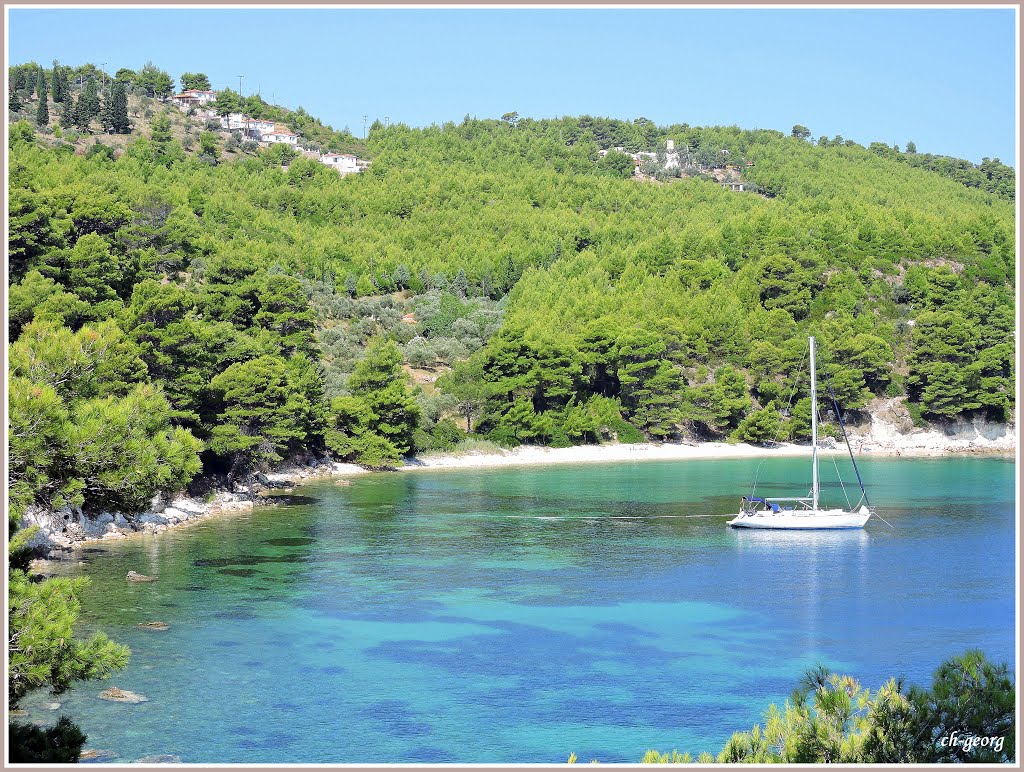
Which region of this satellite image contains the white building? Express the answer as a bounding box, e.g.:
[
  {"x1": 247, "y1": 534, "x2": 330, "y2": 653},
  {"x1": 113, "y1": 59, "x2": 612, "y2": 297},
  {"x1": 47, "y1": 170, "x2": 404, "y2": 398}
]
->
[
  {"x1": 264, "y1": 126, "x2": 299, "y2": 146},
  {"x1": 171, "y1": 90, "x2": 216, "y2": 111},
  {"x1": 242, "y1": 117, "x2": 276, "y2": 139},
  {"x1": 220, "y1": 112, "x2": 247, "y2": 131},
  {"x1": 319, "y1": 153, "x2": 361, "y2": 175}
]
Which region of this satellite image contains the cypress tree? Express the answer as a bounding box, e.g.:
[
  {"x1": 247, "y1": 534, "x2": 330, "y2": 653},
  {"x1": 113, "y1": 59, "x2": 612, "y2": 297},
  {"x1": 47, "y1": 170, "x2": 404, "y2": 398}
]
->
[
  {"x1": 9, "y1": 82, "x2": 23, "y2": 112},
  {"x1": 34, "y1": 76, "x2": 48, "y2": 127},
  {"x1": 50, "y1": 61, "x2": 67, "y2": 103},
  {"x1": 109, "y1": 81, "x2": 130, "y2": 134},
  {"x1": 98, "y1": 90, "x2": 114, "y2": 133},
  {"x1": 60, "y1": 95, "x2": 76, "y2": 128},
  {"x1": 75, "y1": 78, "x2": 99, "y2": 131}
]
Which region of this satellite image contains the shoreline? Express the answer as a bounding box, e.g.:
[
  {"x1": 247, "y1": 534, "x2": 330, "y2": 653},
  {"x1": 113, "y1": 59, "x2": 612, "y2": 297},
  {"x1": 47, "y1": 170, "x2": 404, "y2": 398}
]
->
[
  {"x1": 402, "y1": 439, "x2": 1013, "y2": 473},
  {"x1": 25, "y1": 423, "x2": 1015, "y2": 557}
]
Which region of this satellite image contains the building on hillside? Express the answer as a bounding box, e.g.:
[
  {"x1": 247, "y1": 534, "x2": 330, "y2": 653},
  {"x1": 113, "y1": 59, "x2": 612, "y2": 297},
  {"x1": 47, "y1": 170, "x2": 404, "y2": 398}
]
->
[
  {"x1": 242, "y1": 117, "x2": 276, "y2": 139},
  {"x1": 171, "y1": 90, "x2": 216, "y2": 111},
  {"x1": 264, "y1": 125, "x2": 299, "y2": 145},
  {"x1": 220, "y1": 112, "x2": 247, "y2": 131},
  {"x1": 721, "y1": 181, "x2": 745, "y2": 192},
  {"x1": 319, "y1": 153, "x2": 361, "y2": 175}
]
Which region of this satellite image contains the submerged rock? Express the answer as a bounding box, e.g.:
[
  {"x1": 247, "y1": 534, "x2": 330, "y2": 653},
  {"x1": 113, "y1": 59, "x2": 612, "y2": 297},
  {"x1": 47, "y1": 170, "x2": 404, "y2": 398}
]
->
[
  {"x1": 126, "y1": 571, "x2": 157, "y2": 583},
  {"x1": 45, "y1": 702, "x2": 61, "y2": 710},
  {"x1": 99, "y1": 687, "x2": 148, "y2": 703},
  {"x1": 80, "y1": 749, "x2": 118, "y2": 763},
  {"x1": 137, "y1": 621, "x2": 169, "y2": 631},
  {"x1": 134, "y1": 754, "x2": 181, "y2": 764}
]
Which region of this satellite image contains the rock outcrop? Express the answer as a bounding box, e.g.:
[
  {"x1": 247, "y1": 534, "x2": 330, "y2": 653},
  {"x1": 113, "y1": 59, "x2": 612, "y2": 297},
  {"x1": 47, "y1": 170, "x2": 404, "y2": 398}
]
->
[
  {"x1": 98, "y1": 687, "x2": 148, "y2": 703},
  {"x1": 848, "y1": 398, "x2": 1015, "y2": 455}
]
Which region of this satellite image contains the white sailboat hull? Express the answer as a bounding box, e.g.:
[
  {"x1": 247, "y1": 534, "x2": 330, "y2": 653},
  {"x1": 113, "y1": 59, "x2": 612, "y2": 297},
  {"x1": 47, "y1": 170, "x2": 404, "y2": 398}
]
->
[{"x1": 728, "y1": 506, "x2": 871, "y2": 530}]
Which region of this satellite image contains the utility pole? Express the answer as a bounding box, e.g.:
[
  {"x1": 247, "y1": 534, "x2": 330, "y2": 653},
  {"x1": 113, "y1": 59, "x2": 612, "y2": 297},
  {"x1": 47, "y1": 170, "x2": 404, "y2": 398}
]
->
[
  {"x1": 100, "y1": 62, "x2": 107, "y2": 88},
  {"x1": 362, "y1": 114, "x2": 367, "y2": 139},
  {"x1": 238, "y1": 74, "x2": 244, "y2": 97}
]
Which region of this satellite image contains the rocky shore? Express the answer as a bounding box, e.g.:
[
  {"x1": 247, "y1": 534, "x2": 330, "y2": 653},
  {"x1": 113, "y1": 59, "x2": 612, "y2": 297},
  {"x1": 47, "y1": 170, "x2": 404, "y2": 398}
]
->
[{"x1": 22, "y1": 457, "x2": 367, "y2": 557}]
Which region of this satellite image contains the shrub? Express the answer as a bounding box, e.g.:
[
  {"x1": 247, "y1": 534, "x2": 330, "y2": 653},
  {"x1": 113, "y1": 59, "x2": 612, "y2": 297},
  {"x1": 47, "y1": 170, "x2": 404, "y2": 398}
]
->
[
  {"x1": 611, "y1": 417, "x2": 646, "y2": 444},
  {"x1": 906, "y1": 401, "x2": 928, "y2": 428}
]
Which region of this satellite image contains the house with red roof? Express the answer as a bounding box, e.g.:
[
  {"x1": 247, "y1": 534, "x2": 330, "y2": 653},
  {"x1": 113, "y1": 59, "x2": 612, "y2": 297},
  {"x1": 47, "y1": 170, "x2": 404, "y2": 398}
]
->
[{"x1": 170, "y1": 90, "x2": 216, "y2": 111}]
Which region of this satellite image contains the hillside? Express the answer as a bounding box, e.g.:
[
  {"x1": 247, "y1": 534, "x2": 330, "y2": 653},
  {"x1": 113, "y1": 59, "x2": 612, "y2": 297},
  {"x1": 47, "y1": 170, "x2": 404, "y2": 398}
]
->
[{"x1": 7, "y1": 62, "x2": 1016, "y2": 525}]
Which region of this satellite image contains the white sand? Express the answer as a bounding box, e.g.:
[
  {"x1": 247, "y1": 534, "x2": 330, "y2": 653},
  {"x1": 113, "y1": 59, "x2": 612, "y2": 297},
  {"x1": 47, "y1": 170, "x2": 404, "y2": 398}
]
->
[
  {"x1": 405, "y1": 425, "x2": 1014, "y2": 473},
  {"x1": 405, "y1": 441, "x2": 846, "y2": 472}
]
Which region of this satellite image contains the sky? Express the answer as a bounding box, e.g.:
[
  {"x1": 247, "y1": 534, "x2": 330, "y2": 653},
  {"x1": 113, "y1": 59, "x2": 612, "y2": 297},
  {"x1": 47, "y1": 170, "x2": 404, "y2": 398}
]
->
[{"x1": 6, "y1": 6, "x2": 1018, "y2": 164}]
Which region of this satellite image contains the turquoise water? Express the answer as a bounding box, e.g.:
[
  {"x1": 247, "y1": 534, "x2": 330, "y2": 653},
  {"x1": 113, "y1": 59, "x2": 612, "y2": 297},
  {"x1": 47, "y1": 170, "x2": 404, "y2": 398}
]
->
[{"x1": 17, "y1": 456, "x2": 1016, "y2": 763}]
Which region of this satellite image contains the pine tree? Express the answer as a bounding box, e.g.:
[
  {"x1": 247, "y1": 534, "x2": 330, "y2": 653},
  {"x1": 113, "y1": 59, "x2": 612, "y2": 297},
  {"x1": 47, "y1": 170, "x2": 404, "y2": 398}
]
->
[{"x1": 34, "y1": 75, "x2": 48, "y2": 127}]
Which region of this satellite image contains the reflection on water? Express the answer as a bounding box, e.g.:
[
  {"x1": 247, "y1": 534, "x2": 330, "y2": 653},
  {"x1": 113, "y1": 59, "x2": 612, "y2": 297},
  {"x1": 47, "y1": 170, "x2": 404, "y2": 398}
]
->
[{"x1": 17, "y1": 457, "x2": 1015, "y2": 763}]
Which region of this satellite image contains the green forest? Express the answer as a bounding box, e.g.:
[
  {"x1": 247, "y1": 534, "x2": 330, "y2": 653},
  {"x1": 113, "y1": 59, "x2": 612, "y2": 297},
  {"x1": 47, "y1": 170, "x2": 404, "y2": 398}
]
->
[
  {"x1": 9, "y1": 92, "x2": 1016, "y2": 507},
  {"x1": 5, "y1": 59, "x2": 1018, "y2": 764}
]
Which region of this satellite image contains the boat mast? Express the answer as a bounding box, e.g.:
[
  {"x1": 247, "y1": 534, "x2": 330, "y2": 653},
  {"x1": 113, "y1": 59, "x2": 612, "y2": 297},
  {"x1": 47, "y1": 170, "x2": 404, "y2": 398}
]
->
[{"x1": 809, "y1": 336, "x2": 819, "y2": 511}]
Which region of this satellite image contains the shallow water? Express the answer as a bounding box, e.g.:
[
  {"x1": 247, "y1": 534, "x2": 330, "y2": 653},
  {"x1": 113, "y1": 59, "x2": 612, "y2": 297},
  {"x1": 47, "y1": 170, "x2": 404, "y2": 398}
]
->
[{"x1": 17, "y1": 456, "x2": 1016, "y2": 763}]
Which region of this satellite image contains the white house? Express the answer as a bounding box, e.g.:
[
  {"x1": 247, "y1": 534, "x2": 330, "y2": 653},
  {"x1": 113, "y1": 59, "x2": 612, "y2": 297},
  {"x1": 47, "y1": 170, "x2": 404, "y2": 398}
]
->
[
  {"x1": 220, "y1": 112, "x2": 247, "y2": 131},
  {"x1": 320, "y1": 153, "x2": 361, "y2": 175},
  {"x1": 171, "y1": 90, "x2": 216, "y2": 111},
  {"x1": 241, "y1": 117, "x2": 276, "y2": 140},
  {"x1": 264, "y1": 125, "x2": 299, "y2": 146}
]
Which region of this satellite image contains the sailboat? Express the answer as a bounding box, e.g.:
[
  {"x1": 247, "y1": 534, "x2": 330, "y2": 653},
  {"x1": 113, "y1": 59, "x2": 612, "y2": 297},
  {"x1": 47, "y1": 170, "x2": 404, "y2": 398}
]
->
[{"x1": 727, "y1": 336, "x2": 873, "y2": 530}]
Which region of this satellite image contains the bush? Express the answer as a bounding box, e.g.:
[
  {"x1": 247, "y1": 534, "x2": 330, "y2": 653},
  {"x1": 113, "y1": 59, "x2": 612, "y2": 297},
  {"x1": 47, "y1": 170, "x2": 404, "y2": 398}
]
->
[
  {"x1": 611, "y1": 417, "x2": 646, "y2": 444},
  {"x1": 8, "y1": 718, "x2": 87, "y2": 763},
  {"x1": 906, "y1": 400, "x2": 928, "y2": 428},
  {"x1": 432, "y1": 337, "x2": 469, "y2": 364},
  {"x1": 885, "y1": 376, "x2": 905, "y2": 397},
  {"x1": 429, "y1": 419, "x2": 466, "y2": 451},
  {"x1": 85, "y1": 142, "x2": 115, "y2": 161}
]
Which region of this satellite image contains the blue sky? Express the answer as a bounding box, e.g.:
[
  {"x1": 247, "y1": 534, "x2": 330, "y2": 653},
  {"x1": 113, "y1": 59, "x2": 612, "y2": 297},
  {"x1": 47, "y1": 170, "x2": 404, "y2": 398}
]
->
[{"x1": 7, "y1": 7, "x2": 1017, "y2": 164}]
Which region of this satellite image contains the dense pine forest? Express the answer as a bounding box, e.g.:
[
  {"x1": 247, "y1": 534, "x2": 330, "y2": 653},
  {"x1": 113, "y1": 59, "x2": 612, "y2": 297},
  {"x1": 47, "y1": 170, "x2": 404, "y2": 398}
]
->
[{"x1": 7, "y1": 60, "x2": 1017, "y2": 522}]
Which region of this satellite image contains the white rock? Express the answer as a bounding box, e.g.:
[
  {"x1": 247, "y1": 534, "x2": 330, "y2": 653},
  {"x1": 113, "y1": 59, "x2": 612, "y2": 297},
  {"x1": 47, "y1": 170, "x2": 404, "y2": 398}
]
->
[{"x1": 168, "y1": 498, "x2": 205, "y2": 516}]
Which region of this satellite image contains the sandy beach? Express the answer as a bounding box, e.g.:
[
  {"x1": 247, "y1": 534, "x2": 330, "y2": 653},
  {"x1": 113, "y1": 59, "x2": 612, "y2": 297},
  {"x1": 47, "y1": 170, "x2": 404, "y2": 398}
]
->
[{"x1": 405, "y1": 440, "x2": 841, "y2": 472}]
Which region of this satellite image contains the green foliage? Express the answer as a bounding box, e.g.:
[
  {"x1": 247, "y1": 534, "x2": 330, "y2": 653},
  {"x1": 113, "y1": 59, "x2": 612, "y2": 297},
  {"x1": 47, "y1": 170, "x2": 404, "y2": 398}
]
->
[
  {"x1": 731, "y1": 404, "x2": 783, "y2": 444},
  {"x1": 9, "y1": 568, "x2": 130, "y2": 706},
  {"x1": 34, "y1": 71, "x2": 48, "y2": 127},
  {"x1": 133, "y1": 61, "x2": 174, "y2": 98},
  {"x1": 8, "y1": 716, "x2": 88, "y2": 763},
  {"x1": 107, "y1": 81, "x2": 131, "y2": 134},
  {"x1": 636, "y1": 650, "x2": 1014, "y2": 764},
  {"x1": 179, "y1": 72, "x2": 211, "y2": 91},
  {"x1": 208, "y1": 356, "x2": 310, "y2": 474}
]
